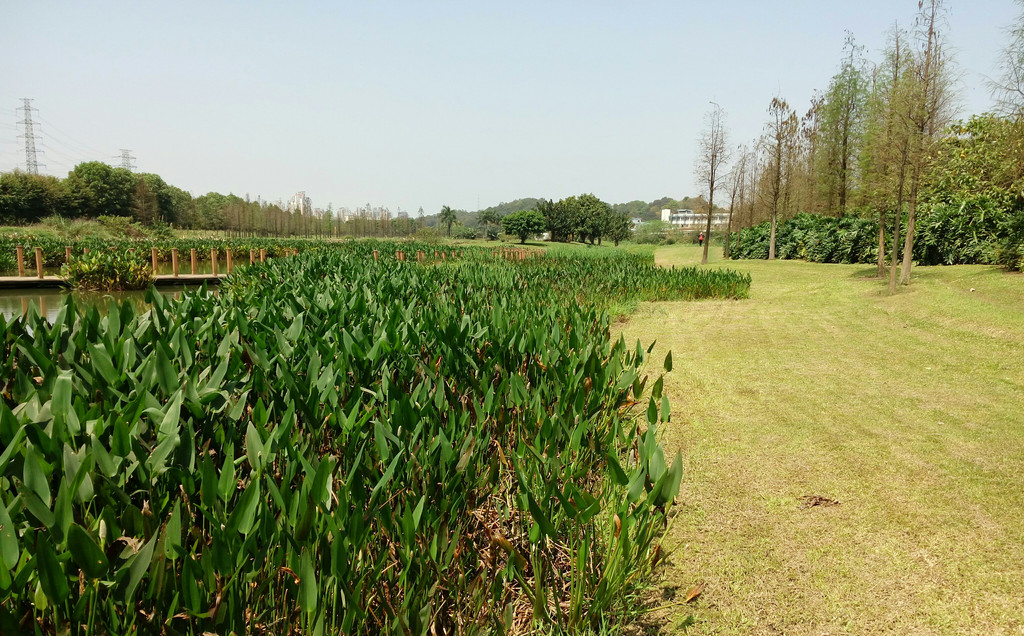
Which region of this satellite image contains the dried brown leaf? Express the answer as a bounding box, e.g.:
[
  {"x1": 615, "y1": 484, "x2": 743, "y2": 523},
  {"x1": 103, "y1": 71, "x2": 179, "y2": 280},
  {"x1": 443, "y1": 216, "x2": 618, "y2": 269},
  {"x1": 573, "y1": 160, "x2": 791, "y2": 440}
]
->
[{"x1": 685, "y1": 583, "x2": 704, "y2": 603}]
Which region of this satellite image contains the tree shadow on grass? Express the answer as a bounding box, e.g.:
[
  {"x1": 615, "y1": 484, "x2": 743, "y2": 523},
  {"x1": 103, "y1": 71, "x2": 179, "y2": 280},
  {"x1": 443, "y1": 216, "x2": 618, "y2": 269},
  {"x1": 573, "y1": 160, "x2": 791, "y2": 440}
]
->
[{"x1": 848, "y1": 266, "x2": 883, "y2": 279}]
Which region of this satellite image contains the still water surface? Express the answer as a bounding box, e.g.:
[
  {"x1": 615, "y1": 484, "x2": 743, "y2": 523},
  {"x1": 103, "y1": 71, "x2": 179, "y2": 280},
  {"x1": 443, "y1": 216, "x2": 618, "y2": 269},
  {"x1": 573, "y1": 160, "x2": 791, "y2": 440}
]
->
[{"x1": 0, "y1": 285, "x2": 210, "y2": 322}]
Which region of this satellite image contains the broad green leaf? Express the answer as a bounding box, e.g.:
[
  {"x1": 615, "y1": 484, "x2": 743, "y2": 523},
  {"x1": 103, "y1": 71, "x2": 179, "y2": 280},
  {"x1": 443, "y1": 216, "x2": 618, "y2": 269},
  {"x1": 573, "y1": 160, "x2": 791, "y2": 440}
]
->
[
  {"x1": 51, "y1": 371, "x2": 73, "y2": 419},
  {"x1": 36, "y1": 535, "x2": 69, "y2": 604},
  {"x1": 0, "y1": 500, "x2": 19, "y2": 570},
  {"x1": 245, "y1": 421, "x2": 265, "y2": 473},
  {"x1": 229, "y1": 478, "x2": 260, "y2": 536},
  {"x1": 68, "y1": 524, "x2": 108, "y2": 579},
  {"x1": 164, "y1": 502, "x2": 182, "y2": 560},
  {"x1": 525, "y1": 491, "x2": 556, "y2": 537},
  {"x1": 124, "y1": 533, "x2": 156, "y2": 603},
  {"x1": 299, "y1": 549, "x2": 317, "y2": 615},
  {"x1": 23, "y1": 447, "x2": 51, "y2": 508}
]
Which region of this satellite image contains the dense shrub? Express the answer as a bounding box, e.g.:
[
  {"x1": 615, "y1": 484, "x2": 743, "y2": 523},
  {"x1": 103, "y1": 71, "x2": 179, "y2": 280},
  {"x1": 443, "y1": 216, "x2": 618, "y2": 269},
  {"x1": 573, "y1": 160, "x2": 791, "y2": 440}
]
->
[
  {"x1": 731, "y1": 214, "x2": 877, "y2": 264},
  {"x1": 61, "y1": 249, "x2": 154, "y2": 290},
  {"x1": 451, "y1": 224, "x2": 478, "y2": 239},
  {"x1": 914, "y1": 197, "x2": 1009, "y2": 265},
  {"x1": 995, "y1": 210, "x2": 1024, "y2": 271}
]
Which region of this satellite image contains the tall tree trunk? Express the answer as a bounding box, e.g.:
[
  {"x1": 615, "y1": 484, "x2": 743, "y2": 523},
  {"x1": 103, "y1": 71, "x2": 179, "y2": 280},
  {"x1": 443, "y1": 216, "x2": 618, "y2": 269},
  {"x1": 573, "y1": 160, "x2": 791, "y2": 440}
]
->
[
  {"x1": 701, "y1": 200, "x2": 713, "y2": 264},
  {"x1": 889, "y1": 206, "x2": 901, "y2": 294},
  {"x1": 724, "y1": 204, "x2": 734, "y2": 259},
  {"x1": 769, "y1": 212, "x2": 778, "y2": 260},
  {"x1": 876, "y1": 209, "x2": 887, "y2": 277},
  {"x1": 889, "y1": 159, "x2": 907, "y2": 295},
  {"x1": 900, "y1": 192, "x2": 918, "y2": 285}
]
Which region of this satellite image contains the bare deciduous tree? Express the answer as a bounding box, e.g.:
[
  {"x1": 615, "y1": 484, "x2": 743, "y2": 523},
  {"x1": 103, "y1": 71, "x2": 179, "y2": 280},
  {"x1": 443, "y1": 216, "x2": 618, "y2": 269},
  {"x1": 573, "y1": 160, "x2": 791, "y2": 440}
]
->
[
  {"x1": 990, "y1": 0, "x2": 1024, "y2": 118},
  {"x1": 695, "y1": 103, "x2": 731, "y2": 264},
  {"x1": 760, "y1": 97, "x2": 798, "y2": 260},
  {"x1": 898, "y1": 0, "x2": 957, "y2": 286},
  {"x1": 724, "y1": 145, "x2": 750, "y2": 259}
]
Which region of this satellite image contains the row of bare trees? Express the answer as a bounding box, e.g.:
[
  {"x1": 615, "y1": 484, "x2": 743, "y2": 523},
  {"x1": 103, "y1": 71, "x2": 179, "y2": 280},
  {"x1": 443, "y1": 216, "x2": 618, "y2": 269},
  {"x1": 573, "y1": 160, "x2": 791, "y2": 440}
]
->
[{"x1": 694, "y1": 0, "x2": 967, "y2": 289}]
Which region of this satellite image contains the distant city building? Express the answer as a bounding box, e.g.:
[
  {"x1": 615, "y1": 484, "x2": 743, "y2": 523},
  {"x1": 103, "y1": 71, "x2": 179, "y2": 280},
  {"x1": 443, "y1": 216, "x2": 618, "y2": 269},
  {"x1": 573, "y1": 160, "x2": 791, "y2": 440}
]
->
[
  {"x1": 661, "y1": 208, "x2": 728, "y2": 229},
  {"x1": 288, "y1": 191, "x2": 312, "y2": 215}
]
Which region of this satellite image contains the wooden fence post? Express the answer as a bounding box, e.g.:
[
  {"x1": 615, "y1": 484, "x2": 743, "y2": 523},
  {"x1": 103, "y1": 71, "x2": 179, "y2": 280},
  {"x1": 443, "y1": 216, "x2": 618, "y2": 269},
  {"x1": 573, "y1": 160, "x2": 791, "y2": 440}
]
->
[
  {"x1": 35, "y1": 248, "x2": 44, "y2": 279},
  {"x1": 172, "y1": 248, "x2": 180, "y2": 277},
  {"x1": 65, "y1": 246, "x2": 72, "y2": 264},
  {"x1": 373, "y1": 250, "x2": 379, "y2": 261},
  {"x1": 260, "y1": 248, "x2": 266, "y2": 263},
  {"x1": 250, "y1": 249, "x2": 255, "y2": 265},
  {"x1": 226, "y1": 248, "x2": 233, "y2": 274},
  {"x1": 190, "y1": 248, "x2": 197, "y2": 275},
  {"x1": 152, "y1": 248, "x2": 159, "y2": 276},
  {"x1": 16, "y1": 246, "x2": 24, "y2": 277},
  {"x1": 211, "y1": 249, "x2": 218, "y2": 276},
  {"x1": 417, "y1": 250, "x2": 424, "y2": 262}
]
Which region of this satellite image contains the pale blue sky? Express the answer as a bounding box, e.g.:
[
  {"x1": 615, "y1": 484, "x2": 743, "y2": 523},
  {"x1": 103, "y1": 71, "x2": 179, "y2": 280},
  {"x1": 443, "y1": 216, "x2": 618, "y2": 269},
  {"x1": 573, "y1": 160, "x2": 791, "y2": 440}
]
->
[{"x1": 1, "y1": 1, "x2": 1018, "y2": 213}]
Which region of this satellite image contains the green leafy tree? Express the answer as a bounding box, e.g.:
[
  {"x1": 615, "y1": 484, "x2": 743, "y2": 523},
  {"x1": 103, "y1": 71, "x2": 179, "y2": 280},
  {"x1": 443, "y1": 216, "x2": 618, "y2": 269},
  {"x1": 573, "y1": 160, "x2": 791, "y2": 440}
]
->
[
  {"x1": 130, "y1": 177, "x2": 160, "y2": 225},
  {"x1": 164, "y1": 185, "x2": 195, "y2": 227},
  {"x1": 0, "y1": 171, "x2": 66, "y2": 223},
  {"x1": 194, "y1": 192, "x2": 229, "y2": 230},
  {"x1": 897, "y1": 0, "x2": 956, "y2": 287},
  {"x1": 607, "y1": 212, "x2": 632, "y2": 246},
  {"x1": 540, "y1": 197, "x2": 579, "y2": 242},
  {"x1": 64, "y1": 161, "x2": 136, "y2": 218},
  {"x1": 477, "y1": 209, "x2": 502, "y2": 240},
  {"x1": 575, "y1": 193, "x2": 612, "y2": 244},
  {"x1": 501, "y1": 210, "x2": 546, "y2": 243},
  {"x1": 818, "y1": 34, "x2": 869, "y2": 215},
  {"x1": 439, "y1": 205, "x2": 458, "y2": 237}
]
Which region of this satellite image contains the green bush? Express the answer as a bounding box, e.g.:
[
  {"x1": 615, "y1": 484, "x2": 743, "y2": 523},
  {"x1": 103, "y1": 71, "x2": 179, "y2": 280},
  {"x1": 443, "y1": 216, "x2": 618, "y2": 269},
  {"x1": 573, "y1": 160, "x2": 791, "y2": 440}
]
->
[
  {"x1": 731, "y1": 214, "x2": 877, "y2": 264},
  {"x1": 60, "y1": 249, "x2": 154, "y2": 290},
  {"x1": 451, "y1": 224, "x2": 478, "y2": 240},
  {"x1": 914, "y1": 198, "x2": 1007, "y2": 265},
  {"x1": 632, "y1": 222, "x2": 666, "y2": 245},
  {"x1": 995, "y1": 210, "x2": 1024, "y2": 271}
]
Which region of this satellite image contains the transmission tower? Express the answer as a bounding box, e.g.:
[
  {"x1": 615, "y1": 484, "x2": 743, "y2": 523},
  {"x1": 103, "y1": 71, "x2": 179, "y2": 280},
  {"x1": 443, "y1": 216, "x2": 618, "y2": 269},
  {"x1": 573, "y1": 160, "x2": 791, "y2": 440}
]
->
[
  {"x1": 117, "y1": 149, "x2": 137, "y2": 171},
  {"x1": 16, "y1": 98, "x2": 44, "y2": 175}
]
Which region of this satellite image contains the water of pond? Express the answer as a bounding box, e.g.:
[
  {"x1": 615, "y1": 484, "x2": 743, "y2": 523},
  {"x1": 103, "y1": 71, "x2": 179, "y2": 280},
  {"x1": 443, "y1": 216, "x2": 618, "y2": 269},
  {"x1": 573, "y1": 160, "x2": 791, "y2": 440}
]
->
[{"x1": 0, "y1": 285, "x2": 212, "y2": 322}]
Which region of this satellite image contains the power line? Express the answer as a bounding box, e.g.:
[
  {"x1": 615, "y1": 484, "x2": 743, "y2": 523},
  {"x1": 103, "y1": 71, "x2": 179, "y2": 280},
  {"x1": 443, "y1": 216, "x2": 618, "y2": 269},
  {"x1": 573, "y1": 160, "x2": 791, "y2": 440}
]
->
[
  {"x1": 36, "y1": 115, "x2": 109, "y2": 158},
  {"x1": 16, "y1": 98, "x2": 44, "y2": 174}
]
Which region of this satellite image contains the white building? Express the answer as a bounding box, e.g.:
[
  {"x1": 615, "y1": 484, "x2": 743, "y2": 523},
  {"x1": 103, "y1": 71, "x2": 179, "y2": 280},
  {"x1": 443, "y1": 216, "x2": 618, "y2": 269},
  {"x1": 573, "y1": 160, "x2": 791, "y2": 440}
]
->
[
  {"x1": 288, "y1": 192, "x2": 312, "y2": 215},
  {"x1": 661, "y1": 208, "x2": 729, "y2": 230}
]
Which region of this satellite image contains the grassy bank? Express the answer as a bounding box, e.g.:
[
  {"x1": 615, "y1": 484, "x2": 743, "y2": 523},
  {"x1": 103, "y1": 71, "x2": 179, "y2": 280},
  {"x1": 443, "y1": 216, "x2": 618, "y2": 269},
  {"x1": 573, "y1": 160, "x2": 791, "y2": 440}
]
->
[{"x1": 621, "y1": 245, "x2": 1024, "y2": 634}]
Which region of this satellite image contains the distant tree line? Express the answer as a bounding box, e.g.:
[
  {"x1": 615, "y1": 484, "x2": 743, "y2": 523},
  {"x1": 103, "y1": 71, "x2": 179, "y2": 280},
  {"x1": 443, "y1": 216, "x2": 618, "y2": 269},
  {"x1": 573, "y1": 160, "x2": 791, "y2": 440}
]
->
[{"x1": 0, "y1": 161, "x2": 427, "y2": 238}]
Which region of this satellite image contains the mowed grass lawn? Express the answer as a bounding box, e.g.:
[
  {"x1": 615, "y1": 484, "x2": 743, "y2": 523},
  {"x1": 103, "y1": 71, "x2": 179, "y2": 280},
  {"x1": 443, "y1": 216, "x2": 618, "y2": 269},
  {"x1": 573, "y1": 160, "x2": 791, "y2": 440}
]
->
[{"x1": 619, "y1": 244, "x2": 1024, "y2": 635}]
